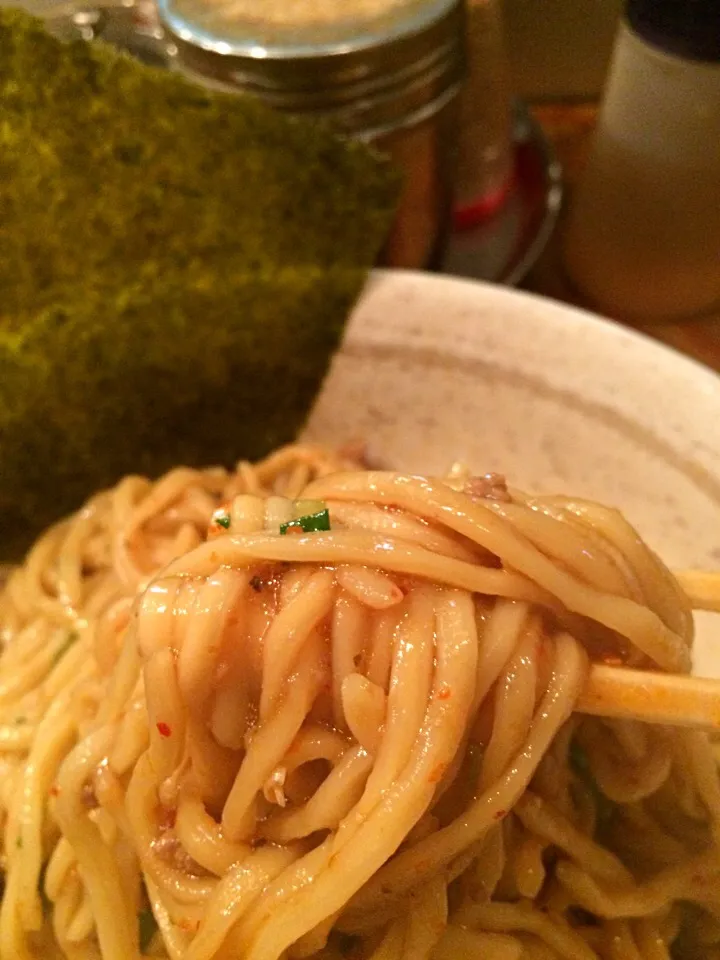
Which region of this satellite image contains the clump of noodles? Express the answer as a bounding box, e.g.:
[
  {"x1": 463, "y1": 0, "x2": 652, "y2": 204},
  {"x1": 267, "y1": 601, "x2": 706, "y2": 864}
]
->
[{"x1": 0, "y1": 444, "x2": 718, "y2": 960}]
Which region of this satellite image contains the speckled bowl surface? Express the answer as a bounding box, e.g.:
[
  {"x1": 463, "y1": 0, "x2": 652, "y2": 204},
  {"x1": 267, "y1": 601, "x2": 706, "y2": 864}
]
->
[{"x1": 303, "y1": 270, "x2": 720, "y2": 676}]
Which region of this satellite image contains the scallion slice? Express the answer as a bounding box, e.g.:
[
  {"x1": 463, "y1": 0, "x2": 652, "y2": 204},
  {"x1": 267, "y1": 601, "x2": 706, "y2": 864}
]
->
[{"x1": 279, "y1": 508, "x2": 330, "y2": 535}]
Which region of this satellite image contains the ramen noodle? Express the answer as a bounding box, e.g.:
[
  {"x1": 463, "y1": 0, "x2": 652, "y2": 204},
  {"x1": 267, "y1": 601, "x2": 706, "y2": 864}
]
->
[{"x1": 0, "y1": 444, "x2": 719, "y2": 960}]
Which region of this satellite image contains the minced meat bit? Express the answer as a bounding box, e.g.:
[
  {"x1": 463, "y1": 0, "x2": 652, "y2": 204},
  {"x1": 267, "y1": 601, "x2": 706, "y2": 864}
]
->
[{"x1": 464, "y1": 473, "x2": 511, "y2": 503}]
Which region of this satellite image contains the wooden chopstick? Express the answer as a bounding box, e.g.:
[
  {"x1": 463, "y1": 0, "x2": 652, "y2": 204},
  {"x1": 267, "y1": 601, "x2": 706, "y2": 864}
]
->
[
  {"x1": 674, "y1": 570, "x2": 720, "y2": 613},
  {"x1": 577, "y1": 665, "x2": 720, "y2": 732},
  {"x1": 573, "y1": 567, "x2": 720, "y2": 730}
]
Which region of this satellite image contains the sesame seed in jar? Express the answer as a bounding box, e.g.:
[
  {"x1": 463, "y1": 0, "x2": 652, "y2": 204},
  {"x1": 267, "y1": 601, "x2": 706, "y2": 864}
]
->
[{"x1": 199, "y1": 0, "x2": 413, "y2": 28}]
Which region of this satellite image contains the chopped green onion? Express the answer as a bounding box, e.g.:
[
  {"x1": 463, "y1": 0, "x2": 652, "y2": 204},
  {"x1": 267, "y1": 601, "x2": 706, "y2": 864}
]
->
[
  {"x1": 16, "y1": 836, "x2": 23, "y2": 849},
  {"x1": 139, "y1": 906, "x2": 158, "y2": 952},
  {"x1": 52, "y1": 631, "x2": 78, "y2": 667},
  {"x1": 280, "y1": 508, "x2": 330, "y2": 536},
  {"x1": 214, "y1": 512, "x2": 231, "y2": 529},
  {"x1": 14, "y1": 716, "x2": 27, "y2": 725}
]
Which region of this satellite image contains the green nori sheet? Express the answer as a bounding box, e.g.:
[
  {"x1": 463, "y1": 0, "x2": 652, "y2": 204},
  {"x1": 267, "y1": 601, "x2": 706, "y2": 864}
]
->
[{"x1": 0, "y1": 8, "x2": 400, "y2": 559}]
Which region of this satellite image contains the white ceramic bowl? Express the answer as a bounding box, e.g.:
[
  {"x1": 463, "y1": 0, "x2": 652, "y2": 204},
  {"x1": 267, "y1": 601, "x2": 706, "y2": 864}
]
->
[{"x1": 304, "y1": 270, "x2": 720, "y2": 675}]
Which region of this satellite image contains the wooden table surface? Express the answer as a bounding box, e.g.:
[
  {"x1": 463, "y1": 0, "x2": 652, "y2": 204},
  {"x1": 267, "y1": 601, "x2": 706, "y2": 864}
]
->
[{"x1": 522, "y1": 102, "x2": 720, "y2": 376}]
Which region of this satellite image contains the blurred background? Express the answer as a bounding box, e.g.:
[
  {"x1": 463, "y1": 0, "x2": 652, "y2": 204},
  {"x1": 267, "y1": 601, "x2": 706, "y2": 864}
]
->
[{"x1": 506, "y1": 0, "x2": 622, "y2": 100}]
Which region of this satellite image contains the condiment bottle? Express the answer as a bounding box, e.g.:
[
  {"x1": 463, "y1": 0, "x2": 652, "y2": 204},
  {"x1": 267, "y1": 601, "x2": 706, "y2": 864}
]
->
[
  {"x1": 453, "y1": 0, "x2": 513, "y2": 229},
  {"x1": 563, "y1": 0, "x2": 720, "y2": 323},
  {"x1": 157, "y1": 0, "x2": 466, "y2": 271}
]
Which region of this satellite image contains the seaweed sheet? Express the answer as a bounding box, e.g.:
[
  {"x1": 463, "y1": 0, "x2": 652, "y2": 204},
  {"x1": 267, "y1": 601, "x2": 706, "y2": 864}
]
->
[{"x1": 0, "y1": 8, "x2": 400, "y2": 558}]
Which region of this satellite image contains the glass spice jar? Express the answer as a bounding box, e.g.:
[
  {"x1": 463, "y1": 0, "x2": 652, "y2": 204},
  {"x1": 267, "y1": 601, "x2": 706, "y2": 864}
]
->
[{"x1": 158, "y1": 0, "x2": 467, "y2": 270}]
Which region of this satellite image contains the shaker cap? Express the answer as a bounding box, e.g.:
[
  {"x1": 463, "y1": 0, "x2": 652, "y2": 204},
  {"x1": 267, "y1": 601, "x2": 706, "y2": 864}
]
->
[
  {"x1": 157, "y1": 0, "x2": 465, "y2": 131},
  {"x1": 626, "y1": 0, "x2": 720, "y2": 63},
  {"x1": 159, "y1": 0, "x2": 457, "y2": 59}
]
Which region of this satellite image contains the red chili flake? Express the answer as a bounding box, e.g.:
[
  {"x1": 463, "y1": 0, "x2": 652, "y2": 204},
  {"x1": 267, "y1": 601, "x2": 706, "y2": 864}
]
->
[
  {"x1": 49, "y1": 784, "x2": 60, "y2": 798},
  {"x1": 156, "y1": 722, "x2": 172, "y2": 738},
  {"x1": 494, "y1": 809, "x2": 507, "y2": 821},
  {"x1": 283, "y1": 525, "x2": 305, "y2": 536},
  {"x1": 436, "y1": 684, "x2": 452, "y2": 701}
]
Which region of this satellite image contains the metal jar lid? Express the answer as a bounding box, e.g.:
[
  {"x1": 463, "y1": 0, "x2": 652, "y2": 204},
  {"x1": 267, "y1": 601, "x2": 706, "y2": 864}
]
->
[{"x1": 158, "y1": 0, "x2": 465, "y2": 137}]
